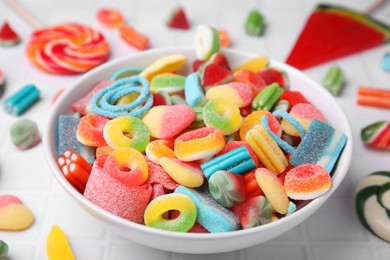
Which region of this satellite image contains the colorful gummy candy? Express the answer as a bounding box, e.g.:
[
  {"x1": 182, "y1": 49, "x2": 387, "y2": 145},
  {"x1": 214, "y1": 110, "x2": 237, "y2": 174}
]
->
[
  {"x1": 361, "y1": 121, "x2": 390, "y2": 150},
  {"x1": 0, "y1": 240, "x2": 8, "y2": 259},
  {"x1": 96, "y1": 8, "x2": 125, "y2": 28},
  {"x1": 322, "y1": 65, "x2": 345, "y2": 96},
  {"x1": 55, "y1": 37, "x2": 349, "y2": 234},
  {"x1": 0, "y1": 21, "x2": 20, "y2": 47},
  {"x1": 0, "y1": 195, "x2": 34, "y2": 231},
  {"x1": 166, "y1": 6, "x2": 190, "y2": 30},
  {"x1": 245, "y1": 9, "x2": 265, "y2": 36},
  {"x1": 3, "y1": 84, "x2": 40, "y2": 116},
  {"x1": 119, "y1": 25, "x2": 150, "y2": 51},
  {"x1": 355, "y1": 171, "x2": 390, "y2": 242},
  {"x1": 46, "y1": 225, "x2": 75, "y2": 260},
  {"x1": 10, "y1": 118, "x2": 40, "y2": 150},
  {"x1": 357, "y1": 86, "x2": 390, "y2": 109}
]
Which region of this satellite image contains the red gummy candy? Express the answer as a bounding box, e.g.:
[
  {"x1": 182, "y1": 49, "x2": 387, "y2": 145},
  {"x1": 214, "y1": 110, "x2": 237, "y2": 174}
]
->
[
  {"x1": 280, "y1": 90, "x2": 310, "y2": 109},
  {"x1": 167, "y1": 6, "x2": 190, "y2": 30},
  {"x1": 258, "y1": 68, "x2": 288, "y2": 88},
  {"x1": 202, "y1": 63, "x2": 233, "y2": 89},
  {"x1": 57, "y1": 150, "x2": 92, "y2": 193}
]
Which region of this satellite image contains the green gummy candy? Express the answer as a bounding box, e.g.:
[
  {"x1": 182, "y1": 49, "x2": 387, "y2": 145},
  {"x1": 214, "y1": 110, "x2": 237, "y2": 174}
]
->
[
  {"x1": 361, "y1": 121, "x2": 387, "y2": 142},
  {"x1": 0, "y1": 240, "x2": 8, "y2": 258},
  {"x1": 245, "y1": 10, "x2": 265, "y2": 36},
  {"x1": 322, "y1": 65, "x2": 344, "y2": 96}
]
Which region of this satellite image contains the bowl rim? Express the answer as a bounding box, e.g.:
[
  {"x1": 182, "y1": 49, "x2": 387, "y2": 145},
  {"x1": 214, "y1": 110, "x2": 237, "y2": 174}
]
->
[{"x1": 43, "y1": 46, "x2": 353, "y2": 241}]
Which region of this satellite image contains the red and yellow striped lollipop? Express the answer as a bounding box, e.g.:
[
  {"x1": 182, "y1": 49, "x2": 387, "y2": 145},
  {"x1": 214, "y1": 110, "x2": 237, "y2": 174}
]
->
[{"x1": 26, "y1": 23, "x2": 110, "y2": 74}]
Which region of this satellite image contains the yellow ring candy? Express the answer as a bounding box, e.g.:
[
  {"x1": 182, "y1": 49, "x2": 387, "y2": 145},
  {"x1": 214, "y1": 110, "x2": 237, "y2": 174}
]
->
[
  {"x1": 144, "y1": 193, "x2": 197, "y2": 232},
  {"x1": 103, "y1": 115, "x2": 150, "y2": 152}
]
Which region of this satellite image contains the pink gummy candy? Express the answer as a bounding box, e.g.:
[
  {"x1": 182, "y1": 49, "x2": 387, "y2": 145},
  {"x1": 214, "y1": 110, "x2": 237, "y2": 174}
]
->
[
  {"x1": 72, "y1": 80, "x2": 112, "y2": 115},
  {"x1": 84, "y1": 156, "x2": 152, "y2": 223},
  {"x1": 142, "y1": 104, "x2": 195, "y2": 139},
  {"x1": 146, "y1": 159, "x2": 179, "y2": 191}
]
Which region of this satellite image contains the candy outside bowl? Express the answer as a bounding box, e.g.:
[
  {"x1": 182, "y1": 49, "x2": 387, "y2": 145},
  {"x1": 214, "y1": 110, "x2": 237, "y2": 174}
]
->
[{"x1": 43, "y1": 46, "x2": 353, "y2": 254}]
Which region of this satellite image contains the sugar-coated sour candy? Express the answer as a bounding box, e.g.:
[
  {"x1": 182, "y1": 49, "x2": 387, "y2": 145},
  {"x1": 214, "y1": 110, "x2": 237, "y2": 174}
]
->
[
  {"x1": 280, "y1": 103, "x2": 326, "y2": 136},
  {"x1": 46, "y1": 225, "x2": 75, "y2": 260},
  {"x1": 195, "y1": 24, "x2": 220, "y2": 60},
  {"x1": 202, "y1": 63, "x2": 233, "y2": 89},
  {"x1": 0, "y1": 195, "x2": 34, "y2": 231},
  {"x1": 142, "y1": 104, "x2": 195, "y2": 139},
  {"x1": 252, "y1": 83, "x2": 284, "y2": 111},
  {"x1": 84, "y1": 155, "x2": 152, "y2": 223},
  {"x1": 205, "y1": 82, "x2": 253, "y2": 108},
  {"x1": 245, "y1": 9, "x2": 265, "y2": 36},
  {"x1": 174, "y1": 127, "x2": 225, "y2": 161},
  {"x1": 355, "y1": 171, "x2": 390, "y2": 242},
  {"x1": 3, "y1": 84, "x2": 40, "y2": 116},
  {"x1": 77, "y1": 114, "x2": 110, "y2": 147},
  {"x1": 57, "y1": 36, "x2": 349, "y2": 234},
  {"x1": 104, "y1": 115, "x2": 150, "y2": 152},
  {"x1": 361, "y1": 121, "x2": 390, "y2": 150},
  {"x1": 26, "y1": 23, "x2": 109, "y2": 74},
  {"x1": 258, "y1": 67, "x2": 289, "y2": 89},
  {"x1": 357, "y1": 86, "x2": 390, "y2": 109},
  {"x1": 284, "y1": 164, "x2": 332, "y2": 200},
  {"x1": 145, "y1": 193, "x2": 196, "y2": 232},
  {"x1": 203, "y1": 98, "x2": 242, "y2": 135},
  {"x1": 120, "y1": 25, "x2": 150, "y2": 51},
  {"x1": 57, "y1": 114, "x2": 96, "y2": 165},
  {"x1": 90, "y1": 76, "x2": 153, "y2": 118},
  {"x1": 322, "y1": 65, "x2": 344, "y2": 96},
  {"x1": 175, "y1": 185, "x2": 241, "y2": 233},
  {"x1": 96, "y1": 8, "x2": 125, "y2": 28},
  {"x1": 159, "y1": 157, "x2": 204, "y2": 188},
  {"x1": 166, "y1": 6, "x2": 190, "y2": 30},
  {"x1": 0, "y1": 21, "x2": 20, "y2": 47},
  {"x1": 10, "y1": 118, "x2": 40, "y2": 150}
]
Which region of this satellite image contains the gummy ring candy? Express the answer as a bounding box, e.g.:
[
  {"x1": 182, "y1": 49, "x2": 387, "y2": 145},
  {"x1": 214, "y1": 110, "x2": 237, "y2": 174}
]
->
[
  {"x1": 103, "y1": 115, "x2": 150, "y2": 152},
  {"x1": 144, "y1": 193, "x2": 197, "y2": 232},
  {"x1": 203, "y1": 98, "x2": 242, "y2": 135},
  {"x1": 104, "y1": 147, "x2": 149, "y2": 186},
  {"x1": 90, "y1": 76, "x2": 153, "y2": 118}
]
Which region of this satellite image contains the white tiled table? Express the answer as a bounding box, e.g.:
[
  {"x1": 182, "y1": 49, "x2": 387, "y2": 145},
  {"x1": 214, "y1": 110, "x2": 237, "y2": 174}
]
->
[{"x1": 1, "y1": 0, "x2": 390, "y2": 259}]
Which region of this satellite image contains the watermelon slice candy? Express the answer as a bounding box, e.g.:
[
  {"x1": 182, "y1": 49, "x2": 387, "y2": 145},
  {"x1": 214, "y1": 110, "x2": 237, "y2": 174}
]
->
[
  {"x1": 167, "y1": 6, "x2": 190, "y2": 30},
  {"x1": 201, "y1": 63, "x2": 233, "y2": 90},
  {"x1": 0, "y1": 21, "x2": 21, "y2": 47},
  {"x1": 286, "y1": 4, "x2": 390, "y2": 70},
  {"x1": 258, "y1": 67, "x2": 289, "y2": 88}
]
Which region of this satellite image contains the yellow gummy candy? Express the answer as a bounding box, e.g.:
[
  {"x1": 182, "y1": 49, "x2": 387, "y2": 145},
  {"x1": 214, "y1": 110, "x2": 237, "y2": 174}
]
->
[
  {"x1": 232, "y1": 56, "x2": 269, "y2": 73},
  {"x1": 46, "y1": 225, "x2": 75, "y2": 260},
  {"x1": 139, "y1": 54, "x2": 187, "y2": 82}
]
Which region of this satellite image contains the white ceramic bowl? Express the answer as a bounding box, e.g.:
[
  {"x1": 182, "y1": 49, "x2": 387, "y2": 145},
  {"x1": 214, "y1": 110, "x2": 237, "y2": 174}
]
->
[{"x1": 43, "y1": 47, "x2": 353, "y2": 254}]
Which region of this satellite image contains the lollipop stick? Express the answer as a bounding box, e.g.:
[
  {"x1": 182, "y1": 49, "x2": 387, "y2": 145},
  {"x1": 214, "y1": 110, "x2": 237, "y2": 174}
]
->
[
  {"x1": 4, "y1": 0, "x2": 43, "y2": 29},
  {"x1": 365, "y1": 0, "x2": 390, "y2": 14}
]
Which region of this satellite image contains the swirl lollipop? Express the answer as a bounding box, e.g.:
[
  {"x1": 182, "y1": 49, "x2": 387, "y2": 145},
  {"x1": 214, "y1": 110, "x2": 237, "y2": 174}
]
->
[
  {"x1": 5, "y1": 0, "x2": 110, "y2": 75},
  {"x1": 26, "y1": 23, "x2": 110, "y2": 74}
]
